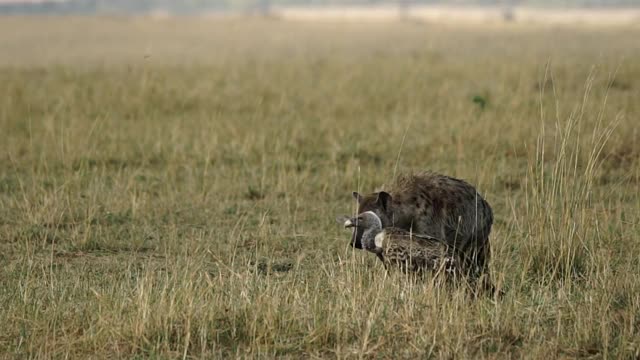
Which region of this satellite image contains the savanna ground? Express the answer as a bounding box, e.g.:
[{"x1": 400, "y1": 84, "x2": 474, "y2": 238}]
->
[{"x1": 0, "y1": 17, "x2": 639, "y2": 358}]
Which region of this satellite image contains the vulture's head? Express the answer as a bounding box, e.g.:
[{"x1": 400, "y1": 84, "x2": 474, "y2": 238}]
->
[
  {"x1": 348, "y1": 191, "x2": 393, "y2": 248},
  {"x1": 336, "y1": 211, "x2": 383, "y2": 252}
]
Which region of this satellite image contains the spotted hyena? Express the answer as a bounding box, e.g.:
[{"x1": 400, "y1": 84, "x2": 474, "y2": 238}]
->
[{"x1": 349, "y1": 171, "x2": 493, "y2": 280}]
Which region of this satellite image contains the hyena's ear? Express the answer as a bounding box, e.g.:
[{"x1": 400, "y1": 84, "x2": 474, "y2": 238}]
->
[
  {"x1": 352, "y1": 191, "x2": 363, "y2": 203},
  {"x1": 376, "y1": 191, "x2": 392, "y2": 211}
]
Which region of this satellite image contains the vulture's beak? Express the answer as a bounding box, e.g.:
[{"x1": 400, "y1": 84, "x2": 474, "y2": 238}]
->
[{"x1": 344, "y1": 219, "x2": 356, "y2": 228}]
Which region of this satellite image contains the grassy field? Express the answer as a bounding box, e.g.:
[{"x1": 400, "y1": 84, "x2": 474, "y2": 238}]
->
[{"x1": 1, "y1": 17, "x2": 639, "y2": 358}]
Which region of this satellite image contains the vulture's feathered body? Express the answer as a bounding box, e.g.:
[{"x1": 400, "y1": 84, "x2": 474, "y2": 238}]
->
[{"x1": 338, "y1": 211, "x2": 460, "y2": 277}]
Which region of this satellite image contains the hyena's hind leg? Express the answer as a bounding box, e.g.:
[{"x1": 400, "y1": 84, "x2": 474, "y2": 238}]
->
[{"x1": 458, "y1": 238, "x2": 496, "y2": 297}]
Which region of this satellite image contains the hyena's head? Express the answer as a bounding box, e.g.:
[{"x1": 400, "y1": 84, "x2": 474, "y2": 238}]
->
[{"x1": 346, "y1": 191, "x2": 393, "y2": 249}]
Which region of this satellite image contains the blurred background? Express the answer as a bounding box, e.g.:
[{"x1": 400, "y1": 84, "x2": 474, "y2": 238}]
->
[{"x1": 0, "y1": 0, "x2": 639, "y2": 24}]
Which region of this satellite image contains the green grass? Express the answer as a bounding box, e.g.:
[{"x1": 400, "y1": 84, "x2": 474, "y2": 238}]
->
[{"x1": 1, "y1": 18, "x2": 639, "y2": 358}]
